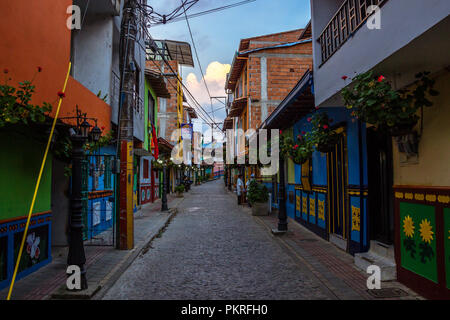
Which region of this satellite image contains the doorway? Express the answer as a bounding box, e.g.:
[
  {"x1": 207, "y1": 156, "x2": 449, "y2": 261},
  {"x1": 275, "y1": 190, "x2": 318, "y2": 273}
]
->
[
  {"x1": 327, "y1": 131, "x2": 348, "y2": 240},
  {"x1": 367, "y1": 128, "x2": 394, "y2": 245}
]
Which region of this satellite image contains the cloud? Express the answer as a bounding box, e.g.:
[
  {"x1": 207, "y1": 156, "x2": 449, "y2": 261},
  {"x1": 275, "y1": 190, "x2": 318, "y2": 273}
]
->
[{"x1": 185, "y1": 61, "x2": 231, "y2": 107}]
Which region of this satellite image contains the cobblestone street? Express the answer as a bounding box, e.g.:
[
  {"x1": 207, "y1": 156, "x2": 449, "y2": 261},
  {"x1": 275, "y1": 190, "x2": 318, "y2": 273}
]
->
[{"x1": 102, "y1": 179, "x2": 335, "y2": 300}]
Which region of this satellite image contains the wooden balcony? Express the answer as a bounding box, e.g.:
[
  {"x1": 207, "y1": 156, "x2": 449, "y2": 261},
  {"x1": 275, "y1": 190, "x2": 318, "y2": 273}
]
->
[{"x1": 318, "y1": 0, "x2": 389, "y2": 66}]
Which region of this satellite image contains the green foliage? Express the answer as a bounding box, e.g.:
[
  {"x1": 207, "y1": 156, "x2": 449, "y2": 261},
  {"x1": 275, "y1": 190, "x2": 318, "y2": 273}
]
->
[
  {"x1": 280, "y1": 134, "x2": 314, "y2": 164},
  {"x1": 53, "y1": 135, "x2": 73, "y2": 163},
  {"x1": 85, "y1": 130, "x2": 114, "y2": 154},
  {"x1": 175, "y1": 184, "x2": 185, "y2": 193},
  {"x1": 247, "y1": 180, "x2": 269, "y2": 203},
  {"x1": 96, "y1": 90, "x2": 108, "y2": 102},
  {"x1": 0, "y1": 80, "x2": 52, "y2": 127},
  {"x1": 341, "y1": 71, "x2": 439, "y2": 134},
  {"x1": 307, "y1": 112, "x2": 340, "y2": 153}
]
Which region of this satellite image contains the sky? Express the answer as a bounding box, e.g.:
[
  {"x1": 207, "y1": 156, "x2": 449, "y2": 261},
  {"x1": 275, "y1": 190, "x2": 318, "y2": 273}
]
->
[{"x1": 146, "y1": 0, "x2": 311, "y2": 134}]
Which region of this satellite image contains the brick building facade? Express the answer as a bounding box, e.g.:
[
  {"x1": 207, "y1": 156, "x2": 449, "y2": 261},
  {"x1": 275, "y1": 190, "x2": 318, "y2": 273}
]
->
[{"x1": 225, "y1": 27, "x2": 313, "y2": 134}]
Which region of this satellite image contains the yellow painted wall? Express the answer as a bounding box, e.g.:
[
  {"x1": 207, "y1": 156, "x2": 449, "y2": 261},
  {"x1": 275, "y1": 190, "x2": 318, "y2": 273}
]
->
[{"x1": 393, "y1": 71, "x2": 450, "y2": 187}]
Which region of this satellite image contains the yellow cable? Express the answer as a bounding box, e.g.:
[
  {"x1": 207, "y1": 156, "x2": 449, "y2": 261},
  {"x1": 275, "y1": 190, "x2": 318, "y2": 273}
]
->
[{"x1": 6, "y1": 62, "x2": 72, "y2": 300}]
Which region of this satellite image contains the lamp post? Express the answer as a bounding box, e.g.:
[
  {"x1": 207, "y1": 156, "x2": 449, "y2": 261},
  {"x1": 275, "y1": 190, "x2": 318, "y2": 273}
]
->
[
  {"x1": 273, "y1": 154, "x2": 288, "y2": 234},
  {"x1": 161, "y1": 161, "x2": 169, "y2": 212},
  {"x1": 62, "y1": 106, "x2": 102, "y2": 290}
]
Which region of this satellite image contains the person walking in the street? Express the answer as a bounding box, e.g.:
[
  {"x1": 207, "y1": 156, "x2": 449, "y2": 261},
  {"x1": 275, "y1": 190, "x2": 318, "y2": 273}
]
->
[{"x1": 236, "y1": 174, "x2": 244, "y2": 205}]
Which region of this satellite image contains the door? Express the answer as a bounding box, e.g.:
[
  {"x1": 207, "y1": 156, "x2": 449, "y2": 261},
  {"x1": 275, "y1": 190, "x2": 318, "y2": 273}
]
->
[
  {"x1": 367, "y1": 128, "x2": 394, "y2": 245},
  {"x1": 327, "y1": 132, "x2": 348, "y2": 239}
]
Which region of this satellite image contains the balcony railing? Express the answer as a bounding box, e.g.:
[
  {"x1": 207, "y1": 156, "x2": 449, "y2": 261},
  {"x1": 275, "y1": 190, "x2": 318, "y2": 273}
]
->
[{"x1": 318, "y1": 0, "x2": 388, "y2": 66}]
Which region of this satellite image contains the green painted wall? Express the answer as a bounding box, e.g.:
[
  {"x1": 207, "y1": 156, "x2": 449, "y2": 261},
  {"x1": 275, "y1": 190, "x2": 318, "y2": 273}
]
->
[
  {"x1": 400, "y1": 202, "x2": 438, "y2": 283},
  {"x1": 0, "y1": 131, "x2": 52, "y2": 221},
  {"x1": 144, "y1": 77, "x2": 159, "y2": 152}
]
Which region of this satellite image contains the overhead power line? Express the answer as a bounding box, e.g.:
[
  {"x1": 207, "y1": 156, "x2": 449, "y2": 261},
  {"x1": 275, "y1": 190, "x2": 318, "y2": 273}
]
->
[
  {"x1": 152, "y1": 0, "x2": 257, "y2": 26},
  {"x1": 181, "y1": 0, "x2": 216, "y2": 121}
]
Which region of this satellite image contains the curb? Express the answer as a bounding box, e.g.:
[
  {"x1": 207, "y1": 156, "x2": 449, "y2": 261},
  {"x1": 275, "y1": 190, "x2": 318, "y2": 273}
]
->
[{"x1": 50, "y1": 203, "x2": 181, "y2": 300}]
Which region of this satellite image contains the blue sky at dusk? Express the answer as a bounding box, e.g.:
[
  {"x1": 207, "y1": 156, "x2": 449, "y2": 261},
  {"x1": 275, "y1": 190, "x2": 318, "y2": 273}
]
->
[{"x1": 147, "y1": 0, "x2": 311, "y2": 130}]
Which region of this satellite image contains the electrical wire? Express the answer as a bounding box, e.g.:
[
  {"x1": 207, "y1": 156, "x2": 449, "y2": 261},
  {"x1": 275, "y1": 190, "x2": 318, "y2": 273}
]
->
[
  {"x1": 151, "y1": 0, "x2": 257, "y2": 26},
  {"x1": 180, "y1": 0, "x2": 216, "y2": 121}
]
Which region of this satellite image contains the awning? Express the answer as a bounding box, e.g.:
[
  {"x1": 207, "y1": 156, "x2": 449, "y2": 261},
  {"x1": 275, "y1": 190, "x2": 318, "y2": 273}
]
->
[
  {"x1": 144, "y1": 69, "x2": 170, "y2": 98},
  {"x1": 222, "y1": 117, "x2": 234, "y2": 130},
  {"x1": 261, "y1": 70, "x2": 315, "y2": 130},
  {"x1": 184, "y1": 106, "x2": 198, "y2": 119},
  {"x1": 158, "y1": 137, "x2": 174, "y2": 154},
  {"x1": 228, "y1": 97, "x2": 248, "y2": 118}
]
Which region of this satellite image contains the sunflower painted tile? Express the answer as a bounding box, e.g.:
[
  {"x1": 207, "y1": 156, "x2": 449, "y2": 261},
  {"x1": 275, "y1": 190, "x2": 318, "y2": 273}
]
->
[{"x1": 399, "y1": 202, "x2": 438, "y2": 283}]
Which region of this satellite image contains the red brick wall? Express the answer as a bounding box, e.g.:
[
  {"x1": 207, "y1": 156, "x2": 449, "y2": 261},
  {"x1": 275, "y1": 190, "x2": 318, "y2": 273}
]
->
[{"x1": 245, "y1": 40, "x2": 313, "y2": 129}]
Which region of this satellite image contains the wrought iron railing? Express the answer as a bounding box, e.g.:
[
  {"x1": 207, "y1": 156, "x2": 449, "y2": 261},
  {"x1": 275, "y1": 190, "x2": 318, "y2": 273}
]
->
[{"x1": 318, "y1": 0, "x2": 388, "y2": 65}]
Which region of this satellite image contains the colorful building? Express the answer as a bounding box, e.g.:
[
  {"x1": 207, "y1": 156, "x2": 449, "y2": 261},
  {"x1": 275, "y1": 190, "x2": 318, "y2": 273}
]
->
[
  {"x1": 0, "y1": 0, "x2": 116, "y2": 289},
  {"x1": 310, "y1": 0, "x2": 450, "y2": 298}
]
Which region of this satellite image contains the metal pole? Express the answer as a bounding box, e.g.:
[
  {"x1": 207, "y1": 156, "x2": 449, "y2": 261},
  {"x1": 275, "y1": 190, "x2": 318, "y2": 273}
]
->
[
  {"x1": 275, "y1": 155, "x2": 288, "y2": 233},
  {"x1": 161, "y1": 166, "x2": 169, "y2": 211},
  {"x1": 67, "y1": 135, "x2": 88, "y2": 290}
]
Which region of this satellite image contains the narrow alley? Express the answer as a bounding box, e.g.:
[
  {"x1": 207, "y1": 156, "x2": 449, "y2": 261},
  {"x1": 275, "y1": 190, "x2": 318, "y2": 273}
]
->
[{"x1": 101, "y1": 179, "x2": 418, "y2": 300}]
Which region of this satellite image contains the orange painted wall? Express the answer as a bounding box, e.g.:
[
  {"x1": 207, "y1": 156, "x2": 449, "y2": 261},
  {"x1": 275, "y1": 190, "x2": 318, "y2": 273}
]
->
[{"x1": 0, "y1": 0, "x2": 111, "y2": 131}]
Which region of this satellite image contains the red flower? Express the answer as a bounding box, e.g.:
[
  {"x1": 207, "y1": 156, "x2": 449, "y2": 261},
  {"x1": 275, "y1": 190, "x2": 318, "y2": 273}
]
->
[
  {"x1": 323, "y1": 125, "x2": 329, "y2": 130},
  {"x1": 37, "y1": 66, "x2": 42, "y2": 72},
  {"x1": 3, "y1": 68, "x2": 8, "y2": 74},
  {"x1": 301, "y1": 131, "x2": 306, "y2": 135},
  {"x1": 279, "y1": 130, "x2": 282, "y2": 135},
  {"x1": 57, "y1": 91, "x2": 66, "y2": 98},
  {"x1": 307, "y1": 117, "x2": 312, "y2": 122},
  {"x1": 315, "y1": 106, "x2": 320, "y2": 110},
  {"x1": 377, "y1": 75, "x2": 385, "y2": 82},
  {"x1": 294, "y1": 145, "x2": 299, "y2": 149},
  {"x1": 341, "y1": 75, "x2": 348, "y2": 80},
  {"x1": 101, "y1": 126, "x2": 105, "y2": 131}
]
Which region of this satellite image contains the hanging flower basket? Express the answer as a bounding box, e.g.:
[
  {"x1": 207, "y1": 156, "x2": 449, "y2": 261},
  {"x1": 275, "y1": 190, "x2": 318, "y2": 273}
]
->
[{"x1": 341, "y1": 71, "x2": 439, "y2": 137}]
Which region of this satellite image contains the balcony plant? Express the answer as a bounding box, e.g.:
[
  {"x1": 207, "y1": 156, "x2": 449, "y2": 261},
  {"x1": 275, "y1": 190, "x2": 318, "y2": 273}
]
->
[
  {"x1": 247, "y1": 180, "x2": 269, "y2": 216},
  {"x1": 341, "y1": 71, "x2": 439, "y2": 136}
]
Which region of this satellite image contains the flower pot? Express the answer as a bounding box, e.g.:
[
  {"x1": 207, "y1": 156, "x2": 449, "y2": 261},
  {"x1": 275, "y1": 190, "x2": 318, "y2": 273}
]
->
[{"x1": 251, "y1": 201, "x2": 269, "y2": 216}]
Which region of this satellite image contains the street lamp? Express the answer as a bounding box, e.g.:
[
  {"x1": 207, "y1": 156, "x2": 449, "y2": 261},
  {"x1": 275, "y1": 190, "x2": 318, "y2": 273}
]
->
[
  {"x1": 60, "y1": 106, "x2": 103, "y2": 291},
  {"x1": 90, "y1": 123, "x2": 102, "y2": 142}
]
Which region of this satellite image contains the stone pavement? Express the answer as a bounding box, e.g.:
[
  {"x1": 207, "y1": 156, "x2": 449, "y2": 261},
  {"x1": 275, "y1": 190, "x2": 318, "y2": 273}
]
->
[
  {"x1": 0, "y1": 195, "x2": 183, "y2": 300},
  {"x1": 103, "y1": 179, "x2": 423, "y2": 300},
  {"x1": 252, "y1": 210, "x2": 422, "y2": 300}
]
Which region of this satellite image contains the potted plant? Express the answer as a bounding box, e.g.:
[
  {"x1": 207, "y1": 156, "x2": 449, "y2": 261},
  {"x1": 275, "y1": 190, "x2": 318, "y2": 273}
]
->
[
  {"x1": 247, "y1": 180, "x2": 270, "y2": 216},
  {"x1": 341, "y1": 71, "x2": 439, "y2": 136},
  {"x1": 175, "y1": 184, "x2": 185, "y2": 198}
]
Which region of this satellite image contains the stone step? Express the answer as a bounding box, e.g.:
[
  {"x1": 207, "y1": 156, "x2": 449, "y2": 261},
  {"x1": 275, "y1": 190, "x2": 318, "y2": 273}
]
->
[{"x1": 354, "y1": 251, "x2": 397, "y2": 281}]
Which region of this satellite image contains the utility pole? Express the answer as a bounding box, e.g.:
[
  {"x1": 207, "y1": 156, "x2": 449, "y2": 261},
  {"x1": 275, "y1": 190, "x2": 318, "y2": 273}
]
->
[{"x1": 117, "y1": 0, "x2": 138, "y2": 250}]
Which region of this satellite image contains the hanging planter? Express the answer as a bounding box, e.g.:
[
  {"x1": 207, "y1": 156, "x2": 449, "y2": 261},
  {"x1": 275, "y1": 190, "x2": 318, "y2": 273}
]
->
[
  {"x1": 280, "y1": 134, "x2": 314, "y2": 164},
  {"x1": 341, "y1": 71, "x2": 439, "y2": 137},
  {"x1": 307, "y1": 112, "x2": 340, "y2": 153}
]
